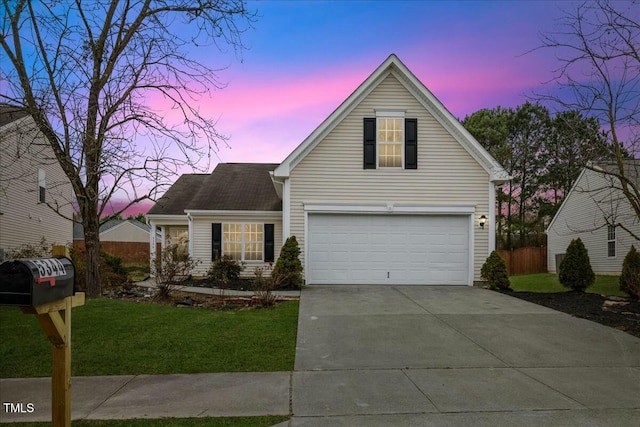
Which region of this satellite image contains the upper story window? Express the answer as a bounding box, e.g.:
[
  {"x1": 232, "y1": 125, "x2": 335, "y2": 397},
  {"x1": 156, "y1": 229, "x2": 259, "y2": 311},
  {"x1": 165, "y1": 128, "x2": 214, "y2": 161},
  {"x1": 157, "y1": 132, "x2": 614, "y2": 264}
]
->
[
  {"x1": 38, "y1": 169, "x2": 46, "y2": 203},
  {"x1": 607, "y1": 225, "x2": 616, "y2": 257},
  {"x1": 364, "y1": 113, "x2": 417, "y2": 170},
  {"x1": 378, "y1": 118, "x2": 403, "y2": 168}
]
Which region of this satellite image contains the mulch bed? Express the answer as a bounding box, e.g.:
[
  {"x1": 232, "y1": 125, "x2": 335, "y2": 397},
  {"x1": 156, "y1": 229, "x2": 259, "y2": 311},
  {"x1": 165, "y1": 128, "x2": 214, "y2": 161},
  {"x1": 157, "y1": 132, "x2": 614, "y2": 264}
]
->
[
  {"x1": 181, "y1": 277, "x2": 300, "y2": 292},
  {"x1": 107, "y1": 287, "x2": 296, "y2": 311},
  {"x1": 500, "y1": 290, "x2": 640, "y2": 338}
]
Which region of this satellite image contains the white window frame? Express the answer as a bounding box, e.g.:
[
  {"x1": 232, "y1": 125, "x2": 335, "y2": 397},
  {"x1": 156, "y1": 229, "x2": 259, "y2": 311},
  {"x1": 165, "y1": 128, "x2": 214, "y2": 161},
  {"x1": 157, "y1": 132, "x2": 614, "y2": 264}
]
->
[
  {"x1": 166, "y1": 225, "x2": 189, "y2": 258},
  {"x1": 375, "y1": 110, "x2": 405, "y2": 169},
  {"x1": 223, "y1": 222, "x2": 264, "y2": 262},
  {"x1": 607, "y1": 225, "x2": 616, "y2": 257},
  {"x1": 38, "y1": 168, "x2": 46, "y2": 203}
]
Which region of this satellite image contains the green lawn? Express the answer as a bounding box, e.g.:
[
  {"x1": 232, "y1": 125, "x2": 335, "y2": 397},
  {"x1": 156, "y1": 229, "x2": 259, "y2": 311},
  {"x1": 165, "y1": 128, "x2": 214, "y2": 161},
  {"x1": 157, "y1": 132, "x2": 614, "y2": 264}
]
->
[
  {"x1": 510, "y1": 273, "x2": 625, "y2": 297},
  {"x1": 0, "y1": 416, "x2": 289, "y2": 427},
  {"x1": 0, "y1": 299, "x2": 298, "y2": 378}
]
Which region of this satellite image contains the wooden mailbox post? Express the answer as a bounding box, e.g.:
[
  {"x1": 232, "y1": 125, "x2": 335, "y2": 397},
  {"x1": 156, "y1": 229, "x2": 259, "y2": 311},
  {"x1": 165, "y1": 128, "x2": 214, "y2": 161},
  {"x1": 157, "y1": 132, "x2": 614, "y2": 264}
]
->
[
  {"x1": 21, "y1": 293, "x2": 85, "y2": 427},
  {"x1": 0, "y1": 257, "x2": 83, "y2": 427}
]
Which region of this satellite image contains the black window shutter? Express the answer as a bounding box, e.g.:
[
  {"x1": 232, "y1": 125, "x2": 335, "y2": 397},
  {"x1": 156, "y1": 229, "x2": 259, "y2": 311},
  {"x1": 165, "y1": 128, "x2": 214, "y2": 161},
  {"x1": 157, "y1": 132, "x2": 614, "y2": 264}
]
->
[
  {"x1": 405, "y1": 118, "x2": 417, "y2": 169},
  {"x1": 212, "y1": 223, "x2": 222, "y2": 260},
  {"x1": 264, "y1": 224, "x2": 275, "y2": 262},
  {"x1": 363, "y1": 118, "x2": 376, "y2": 169}
]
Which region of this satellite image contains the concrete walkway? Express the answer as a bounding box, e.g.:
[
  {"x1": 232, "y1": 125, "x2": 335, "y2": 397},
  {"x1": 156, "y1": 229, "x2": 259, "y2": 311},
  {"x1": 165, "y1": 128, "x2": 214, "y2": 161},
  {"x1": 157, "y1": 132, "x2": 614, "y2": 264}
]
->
[
  {"x1": 290, "y1": 285, "x2": 640, "y2": 426},
  {"x1": 0, "y1": 372, "x2": 291, "y2": 422},
  {"x1": 134, "y1": 278, "x2": 301, "y2": 298}
]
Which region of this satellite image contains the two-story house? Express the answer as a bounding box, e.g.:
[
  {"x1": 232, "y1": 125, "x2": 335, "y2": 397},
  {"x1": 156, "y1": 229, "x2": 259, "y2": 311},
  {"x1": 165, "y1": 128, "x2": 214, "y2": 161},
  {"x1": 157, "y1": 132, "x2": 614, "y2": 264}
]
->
[
  {"x1": 147, "y1": 55, "x2": 510, "y2": 285},
  {"x1": 0, "y1": 106, "x2": 73, "y2": 259}
]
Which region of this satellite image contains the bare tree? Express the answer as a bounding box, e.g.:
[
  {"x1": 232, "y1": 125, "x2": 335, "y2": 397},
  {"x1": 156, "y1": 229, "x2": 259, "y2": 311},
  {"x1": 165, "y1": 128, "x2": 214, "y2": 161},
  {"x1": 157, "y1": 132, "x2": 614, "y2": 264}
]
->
[
  {"x1": 537, "y1": 0, "x2": 640, "y2": 237},
  {"x1": 0, "y1": 0, "x2": 254, "y2": 297}
]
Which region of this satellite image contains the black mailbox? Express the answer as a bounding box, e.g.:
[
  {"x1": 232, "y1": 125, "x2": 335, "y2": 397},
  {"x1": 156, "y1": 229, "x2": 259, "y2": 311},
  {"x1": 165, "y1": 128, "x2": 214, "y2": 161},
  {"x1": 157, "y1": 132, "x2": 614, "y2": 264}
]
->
[{"x1": 0, "y1": 257, "x2": 75, "y2": 307}]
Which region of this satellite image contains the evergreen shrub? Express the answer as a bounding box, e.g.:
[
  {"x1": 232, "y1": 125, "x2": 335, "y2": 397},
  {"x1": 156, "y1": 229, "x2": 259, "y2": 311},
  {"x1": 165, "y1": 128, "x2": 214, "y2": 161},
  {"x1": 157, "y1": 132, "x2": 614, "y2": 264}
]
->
[
  {"x1": 558, "y1": 238, "x2": 595, "y2": 292},
  {"x1": 620, "y1": 245, "x2": 640, "y2": 300},
  {"x1": 480, "y1": 250, "x2": 511, "y2": 290},
  {"x1": 272, "y1": 235, "x2": 303, "y2": 289}
]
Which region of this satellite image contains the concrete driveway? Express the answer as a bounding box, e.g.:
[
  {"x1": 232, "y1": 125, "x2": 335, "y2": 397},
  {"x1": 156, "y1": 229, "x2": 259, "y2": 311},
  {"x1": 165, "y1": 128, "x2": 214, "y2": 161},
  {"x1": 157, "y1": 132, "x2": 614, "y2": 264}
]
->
[{"x1": 291, "y1": 285, "x2": 640, "y2": 426}]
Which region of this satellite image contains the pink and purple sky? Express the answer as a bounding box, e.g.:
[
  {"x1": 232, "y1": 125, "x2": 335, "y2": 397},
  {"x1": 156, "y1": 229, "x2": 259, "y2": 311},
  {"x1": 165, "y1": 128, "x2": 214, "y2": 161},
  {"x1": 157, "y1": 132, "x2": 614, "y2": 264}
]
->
[{"x1": 123, "y1": 0, "x2": 578, "y2": 216}]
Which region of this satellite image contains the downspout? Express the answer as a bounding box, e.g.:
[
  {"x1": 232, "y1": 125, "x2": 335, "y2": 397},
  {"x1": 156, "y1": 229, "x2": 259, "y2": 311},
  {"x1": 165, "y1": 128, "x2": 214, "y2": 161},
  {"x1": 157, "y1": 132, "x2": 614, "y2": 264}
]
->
[
  {"x1": 489, "y1": 181, "x2": 496, "y2": 254},
  {"x1": 187, "y1": 212, "x2": 194, "y2": 256},
  {"x1": 283, "y1": 178, "x2": 291, "y2": 241},
  {"x1": 149, "y1": 219, "x2": 156, "y2": 277}
]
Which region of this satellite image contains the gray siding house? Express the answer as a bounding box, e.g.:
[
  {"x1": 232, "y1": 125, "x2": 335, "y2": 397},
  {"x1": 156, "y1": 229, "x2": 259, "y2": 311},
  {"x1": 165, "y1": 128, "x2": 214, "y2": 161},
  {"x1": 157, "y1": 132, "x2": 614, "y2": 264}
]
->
[
  {"x1": 148, "y1": 55, "x2": 510, "y2": 285},
  {"x1": 547, "y1": 162, "x2": 640, "y2": 274},
  {"x1": 73, "y1": 219, "x2": 156, "y2": 243},
  {"x1": 0, "y1": 106, "x2": 73, "y2": 259}
]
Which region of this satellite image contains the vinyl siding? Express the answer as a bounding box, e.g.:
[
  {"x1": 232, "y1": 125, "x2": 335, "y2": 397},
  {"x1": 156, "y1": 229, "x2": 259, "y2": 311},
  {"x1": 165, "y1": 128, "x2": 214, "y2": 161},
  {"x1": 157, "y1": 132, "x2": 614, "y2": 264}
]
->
[
  {"x1": 101, "y1": 223, "x2": 150, "y2": 243},
  {"x1": 289, "y1": 73, "x2": 490, "y2": 282},
  {"x1": 190, "y1": 213, "x2": 283, "y2": 277},
  {"x1": 547, "y1": 168, "x2": 640, "y2": 274},
  {"x1": 0, "y1": 117, "x2": 73, "y2": 256}
]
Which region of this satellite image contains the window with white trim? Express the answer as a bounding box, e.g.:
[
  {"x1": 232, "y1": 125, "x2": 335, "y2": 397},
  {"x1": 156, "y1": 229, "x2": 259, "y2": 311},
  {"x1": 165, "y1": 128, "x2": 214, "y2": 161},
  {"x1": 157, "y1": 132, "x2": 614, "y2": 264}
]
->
[
  {"x1": 166, "y1": 226, "x2": 189, "y2": 259},
  {"x1": 377, "y1": 118, "x2": 403, "y2": 168},
  {"x1": 223, "y1": 223, "x2": 263, "y2": 261},
  {"x1": 607, "y1": 225, "x2": 616, "y2": 257},
  {"x1": 38, "y1": 169, "x2": 46, "y2": 203}
]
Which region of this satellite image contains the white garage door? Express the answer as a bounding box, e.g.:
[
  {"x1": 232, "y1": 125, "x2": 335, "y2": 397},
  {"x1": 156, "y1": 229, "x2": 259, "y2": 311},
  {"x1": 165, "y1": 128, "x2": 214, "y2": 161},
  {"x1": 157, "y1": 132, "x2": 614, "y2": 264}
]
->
[{"x1": 307, "y1": 214, "x2": 469, "y2": 285}]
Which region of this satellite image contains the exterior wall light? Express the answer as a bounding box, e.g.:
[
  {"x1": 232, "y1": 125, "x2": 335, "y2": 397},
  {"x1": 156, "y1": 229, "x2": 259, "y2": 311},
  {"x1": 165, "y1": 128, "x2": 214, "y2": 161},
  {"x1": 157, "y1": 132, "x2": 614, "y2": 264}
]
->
[{"x1": 479, "y1": 215, "x2": 487, "y2": 229}]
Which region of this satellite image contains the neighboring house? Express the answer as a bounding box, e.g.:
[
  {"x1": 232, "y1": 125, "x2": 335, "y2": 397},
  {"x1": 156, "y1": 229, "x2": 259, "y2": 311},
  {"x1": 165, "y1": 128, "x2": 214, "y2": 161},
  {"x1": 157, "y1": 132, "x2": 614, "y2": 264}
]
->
[
  {"x1": 73, "y1": 219, "x2": 155, "y2": 243},
  {"x1": 148, "y1": 54, "x2": 510, "y2": 285},
  {"x1": 547, "y1": 161, "x2": 640, "y2": 275},
  {"x1": 0, "y1": 106, "x2": 73, "y2": 260},
  {"x1": 74, "y1": 219, "x2": 159, "y2": 263}
]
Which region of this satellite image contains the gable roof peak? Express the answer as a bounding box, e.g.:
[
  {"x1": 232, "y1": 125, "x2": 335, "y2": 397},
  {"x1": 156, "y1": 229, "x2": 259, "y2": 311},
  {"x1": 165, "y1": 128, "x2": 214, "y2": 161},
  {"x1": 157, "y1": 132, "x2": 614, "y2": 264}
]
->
[{"x1": 273, "y1": 54, "x2": 510, "y2": 183}]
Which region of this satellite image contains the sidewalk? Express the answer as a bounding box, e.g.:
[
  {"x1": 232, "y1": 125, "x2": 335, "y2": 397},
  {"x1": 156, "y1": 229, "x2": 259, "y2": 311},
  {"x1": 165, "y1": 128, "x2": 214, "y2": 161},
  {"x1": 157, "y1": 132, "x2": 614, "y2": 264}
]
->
[{"x1": 0, "y1": 372, "x2": 291, "y2": 423}]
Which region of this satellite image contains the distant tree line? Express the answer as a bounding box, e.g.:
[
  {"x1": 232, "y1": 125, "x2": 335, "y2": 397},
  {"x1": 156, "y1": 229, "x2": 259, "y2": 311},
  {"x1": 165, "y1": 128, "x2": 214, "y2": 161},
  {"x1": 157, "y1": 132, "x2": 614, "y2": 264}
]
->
[
  {"x1": 109, "y1": 213, "x2": 148, "y2": 224},
  {"x1": 462, "y1": 102, "x2": 620, "y2": 249}
]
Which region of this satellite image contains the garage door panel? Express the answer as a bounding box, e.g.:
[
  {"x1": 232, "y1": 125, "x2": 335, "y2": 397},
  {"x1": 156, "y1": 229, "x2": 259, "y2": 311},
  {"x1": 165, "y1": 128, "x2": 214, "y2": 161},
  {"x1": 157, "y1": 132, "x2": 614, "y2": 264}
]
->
[{"x1": 308, "y1": 214, "x2": 470, "y2": 285}]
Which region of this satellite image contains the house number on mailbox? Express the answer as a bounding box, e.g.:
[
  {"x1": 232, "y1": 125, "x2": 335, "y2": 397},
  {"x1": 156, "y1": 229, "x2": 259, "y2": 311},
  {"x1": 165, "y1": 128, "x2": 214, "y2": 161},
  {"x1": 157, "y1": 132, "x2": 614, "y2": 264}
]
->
[{"x1": 32, "y1": 258, "x2": 67, "y2": 278}]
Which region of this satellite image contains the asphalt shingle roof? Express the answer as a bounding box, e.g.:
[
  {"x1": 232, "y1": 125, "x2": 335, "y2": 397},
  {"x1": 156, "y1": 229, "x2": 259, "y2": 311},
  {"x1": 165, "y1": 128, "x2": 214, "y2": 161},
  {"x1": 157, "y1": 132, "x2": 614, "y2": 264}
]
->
[
  {"x1": 0, "y1": 105, "x2": 29, "y2": 128},
  {"x1": 147, "y1": 174, "x2": 209, "y2": 215},
  {"x1": 148, "y1": 163, "x2": 281, "y2": 215}
]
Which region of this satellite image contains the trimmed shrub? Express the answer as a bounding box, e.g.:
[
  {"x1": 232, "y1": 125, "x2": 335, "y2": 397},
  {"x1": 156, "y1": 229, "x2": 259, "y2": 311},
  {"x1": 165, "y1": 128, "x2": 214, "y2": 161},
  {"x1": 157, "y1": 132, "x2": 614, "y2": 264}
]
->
[
  {"x1": 558, "y1": 238, "x2": 595, "y2": 292},
  {"x1": 207, "y1": 255, "x2": 245, "y2": 284},
  {"x1": 480, "y1": 250, "x2": 511, "y2": 290},
  {"x1": 620, "y1": 245, "x2": 640, "y2": 300},
  {"x1": 272, "y1": 235, "x2": 303, "y2": 289}
]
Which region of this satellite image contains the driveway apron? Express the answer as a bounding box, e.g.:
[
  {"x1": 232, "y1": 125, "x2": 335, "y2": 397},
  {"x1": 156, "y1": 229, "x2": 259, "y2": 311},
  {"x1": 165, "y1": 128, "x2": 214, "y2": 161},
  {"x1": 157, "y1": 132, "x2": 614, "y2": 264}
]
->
[{"x1": 291, "y1": 285, "x2": 640, "y2": 426}]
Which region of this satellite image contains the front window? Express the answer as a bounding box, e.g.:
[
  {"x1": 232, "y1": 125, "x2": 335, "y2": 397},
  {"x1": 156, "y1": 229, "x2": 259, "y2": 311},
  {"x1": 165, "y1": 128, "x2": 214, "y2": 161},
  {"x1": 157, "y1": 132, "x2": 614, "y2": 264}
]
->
[
  {"x1": 224, "y1": 223, "x2": 263, "y2": 261},
  {"x1": 607, "y1": 225, "x2": 616, "y2": 257},
  {"x1": 378, "y1": 118, "x2": 403, "y2": 168}
]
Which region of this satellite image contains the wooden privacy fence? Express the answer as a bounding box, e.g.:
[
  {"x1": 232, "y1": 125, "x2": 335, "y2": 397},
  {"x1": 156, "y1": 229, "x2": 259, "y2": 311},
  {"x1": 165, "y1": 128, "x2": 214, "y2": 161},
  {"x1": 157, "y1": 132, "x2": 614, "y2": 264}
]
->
[
  {"x1": 73, "y1": 241, "x2": 159, "y2": 263},
  {"x1": 497, "y1": 246, "x2": 548, "y2": 276}
]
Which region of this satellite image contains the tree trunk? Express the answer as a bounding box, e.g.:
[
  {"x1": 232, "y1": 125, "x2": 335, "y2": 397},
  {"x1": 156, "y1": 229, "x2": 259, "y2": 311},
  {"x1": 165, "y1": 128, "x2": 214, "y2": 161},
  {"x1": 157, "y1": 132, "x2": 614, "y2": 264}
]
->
[{"x1": 82, "y1": 214, "x2": 102, "y2": 298}]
